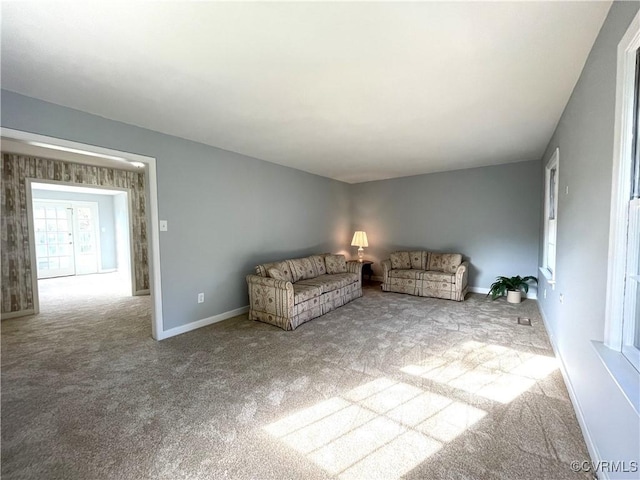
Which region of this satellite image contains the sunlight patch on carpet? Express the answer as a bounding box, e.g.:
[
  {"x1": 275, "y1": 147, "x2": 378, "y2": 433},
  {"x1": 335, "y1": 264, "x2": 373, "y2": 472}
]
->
[
  {"x1": 263, "y1": 377, "x2": 486, "y2": 479},
  {"x1": 401, "y1": 341, "x2": 559, "y2": 403}
]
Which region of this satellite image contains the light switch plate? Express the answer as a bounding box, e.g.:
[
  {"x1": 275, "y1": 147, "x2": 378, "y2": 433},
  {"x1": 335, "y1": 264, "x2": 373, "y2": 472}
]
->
[{"x1": 160, "y1": 220, "x2": 168, "y2": 231}]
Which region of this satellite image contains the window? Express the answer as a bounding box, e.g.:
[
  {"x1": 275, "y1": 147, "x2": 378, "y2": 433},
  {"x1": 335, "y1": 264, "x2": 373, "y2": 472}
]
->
[
  {"x1": 605, "y1": 10, "x2": 640, "y2": 374},
  {"x1": 541, "y1": 148, "x2": 559, "y2": 285},
  {"x1": 622, "y1": 47, "x2": 640, "y2": 370}
]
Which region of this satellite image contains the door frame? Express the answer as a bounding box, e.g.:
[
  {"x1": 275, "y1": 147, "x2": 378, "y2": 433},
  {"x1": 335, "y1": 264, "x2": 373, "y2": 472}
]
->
[{"x1": 3, "y1": 127, "x2": 163, "y2": 340}]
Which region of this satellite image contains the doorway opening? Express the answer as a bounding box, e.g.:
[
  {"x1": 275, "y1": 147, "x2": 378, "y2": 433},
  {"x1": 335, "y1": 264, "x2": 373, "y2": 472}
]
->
[
  {"x1": 29, "y1": 181, "x2": 135, "y2": 300},
  {"x1": 1, "y1": 127, "x2": 164, "y2": 339}
]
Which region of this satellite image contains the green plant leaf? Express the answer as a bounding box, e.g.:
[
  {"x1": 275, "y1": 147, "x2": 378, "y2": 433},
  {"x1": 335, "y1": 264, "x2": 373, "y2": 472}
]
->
[{"x1": 487, "y1": 274, "x2": 538, "y2": 299}]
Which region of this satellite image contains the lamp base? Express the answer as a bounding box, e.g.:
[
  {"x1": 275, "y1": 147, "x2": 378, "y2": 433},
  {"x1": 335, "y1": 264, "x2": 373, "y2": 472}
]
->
[{"x1": 357, "y1": 247, "x2": 364, "y2": 262}]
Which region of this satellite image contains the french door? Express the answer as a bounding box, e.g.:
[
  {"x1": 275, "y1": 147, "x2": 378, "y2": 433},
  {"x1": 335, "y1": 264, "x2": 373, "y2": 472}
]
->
[
  {"x1": 34, "y1": 200, "x2": 100, "y2": 279},
  {"x1": 73, "y1": 203, "x2": 100, "y2": 275},
  {"x1": 34, "y1": 202, "x2": 75, "y2": 278}
]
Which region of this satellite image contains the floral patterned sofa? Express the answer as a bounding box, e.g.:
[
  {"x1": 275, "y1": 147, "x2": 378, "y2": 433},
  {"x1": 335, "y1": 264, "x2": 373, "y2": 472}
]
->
[
  {"x1": 246, "y1": 254, "x2": 363, "y2": 330},
  {"x1": 382, "y1": 251, "x2": 469, "y2": 301}
]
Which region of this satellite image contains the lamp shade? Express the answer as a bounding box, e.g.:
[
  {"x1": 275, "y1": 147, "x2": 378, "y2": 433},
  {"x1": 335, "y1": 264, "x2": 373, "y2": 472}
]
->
[{"x1": 351, "y1": 231, "x2": 369, "y2": 248}]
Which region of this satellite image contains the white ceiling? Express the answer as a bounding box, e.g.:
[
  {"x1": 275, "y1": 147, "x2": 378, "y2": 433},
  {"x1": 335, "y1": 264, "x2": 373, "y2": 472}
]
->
[{"x1": 1, "y1": 2, "x2": 611, "y2": 183}]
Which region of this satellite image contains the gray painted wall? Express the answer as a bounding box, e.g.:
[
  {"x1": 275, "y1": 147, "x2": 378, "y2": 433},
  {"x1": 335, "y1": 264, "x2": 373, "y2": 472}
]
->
[
  {"x1": 536, "y1": 0, "x2": 639, "y2": 473},
  {"x1": 31, "y1": 189, "x2": 118, "y2": 271},
  {"x1": 1, "y1": 90, "x2": 351, "y2": 331},
  {"x1": 350, "y1": 160, "x2": 541, "y2": 292}
]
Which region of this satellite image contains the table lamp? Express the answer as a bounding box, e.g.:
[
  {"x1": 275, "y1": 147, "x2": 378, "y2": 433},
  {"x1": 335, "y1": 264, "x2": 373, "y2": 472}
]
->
[{"x1": 351, "y1": 231, "x2": 368, "y2": 262}]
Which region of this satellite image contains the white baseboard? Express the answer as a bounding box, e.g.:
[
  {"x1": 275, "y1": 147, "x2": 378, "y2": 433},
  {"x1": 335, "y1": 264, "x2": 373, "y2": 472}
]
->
[
  {"x1": 134, "y1": 289, "x2": 150, "y2": 296},
  {"x1": 538, "y1": 305, "x2": 603, "y2": 478},
  {"x1": 158, "y1": 305, "x2": 249, "y2": 340},
  {"x1": 469, "y1": 286, "x2": 490, "y2": 295},
  {"x1": 1, "y1": 309, "x2": 35, "y2": 320}
]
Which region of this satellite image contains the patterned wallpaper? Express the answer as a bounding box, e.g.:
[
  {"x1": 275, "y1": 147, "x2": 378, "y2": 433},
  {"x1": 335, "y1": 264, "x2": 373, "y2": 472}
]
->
[{"x1": 1, "y1": 153, "x2": 149, "y2": 315}]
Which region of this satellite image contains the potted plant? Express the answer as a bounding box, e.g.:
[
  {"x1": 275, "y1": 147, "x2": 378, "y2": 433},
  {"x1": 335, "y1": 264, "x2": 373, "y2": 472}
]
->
[{"x1": 487, "y1": 275, "x2": 538, "y2": 304}]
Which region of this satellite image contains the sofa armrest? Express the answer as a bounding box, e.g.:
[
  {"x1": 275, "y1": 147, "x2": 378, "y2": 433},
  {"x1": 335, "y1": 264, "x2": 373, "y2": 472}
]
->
[
  {"x1": 246, "y1": 274, "x2": 293, "y2": 290},
  {"x1": 347, "y1": 260, "x2": 364, "y2": 277},
  {"x1": 381, "y1": 259, "x2": 392, "y2": 281},
  {"x1": 246, "y1": 274, "x2": 294, "y2": 319},
  {"x1": 455, "y1": 261, "x2": 469, "y2": 288}
]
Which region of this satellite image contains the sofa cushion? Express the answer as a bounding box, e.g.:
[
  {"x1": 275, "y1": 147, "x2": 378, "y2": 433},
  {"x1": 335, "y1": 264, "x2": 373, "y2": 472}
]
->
[
  {"x1": 288, "y1": 257, "x2": 318, "y2": 282},
  {"x1": 257, "y1": 260, "x2": 294, "y2": 282},
  {"x1": 325, "y1": 254, "x2": 347, "y2": 274},
  {"x1": 310, "y1": 255, "x2": 327, "y2": 275},
  {"x1": 268, "y1": 268, "x2": 289, "y2": 282},
  {"x1": 409, "y1": 251, "x2": 426, "y2": 270},
  {"x1": 389, "y1": 269, "x2": 424, "y2": 280},
  {"x1": 428, "y1": 253, "x2": 462, "y2": 273},
  {"x1": 293, "y1": 283, "x2": 322, "y2": 304},
  {"x1": 423, "y1": 271, "x2": 455, "y2": 283},
  {"x1": 297, "y1": 273, "x2": 358, "y2": 293},
  {"x1": 390, "y1": 252, "x2": 411, "y2": 269}
]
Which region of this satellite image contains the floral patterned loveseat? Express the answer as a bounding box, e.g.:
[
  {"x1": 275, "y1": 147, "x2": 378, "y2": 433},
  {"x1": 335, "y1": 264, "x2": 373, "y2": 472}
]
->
[
  {"x1": 382, "y1": 251, "x2": 469, "y2": 301},
  {"x1": 246, "y1": 254, "x2": 363, "y2": 330}
]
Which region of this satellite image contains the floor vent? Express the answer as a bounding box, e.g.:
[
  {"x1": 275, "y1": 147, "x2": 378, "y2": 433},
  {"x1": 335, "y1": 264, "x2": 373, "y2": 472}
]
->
[{"x1": 517, "y1": 317, "x2": 532, "y2": 326}]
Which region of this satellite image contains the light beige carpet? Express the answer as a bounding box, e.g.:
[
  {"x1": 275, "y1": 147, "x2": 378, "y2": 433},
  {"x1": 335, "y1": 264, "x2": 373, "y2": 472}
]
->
[{"x1": 1, "y1": 281, "x2": 591, "y2": 480}]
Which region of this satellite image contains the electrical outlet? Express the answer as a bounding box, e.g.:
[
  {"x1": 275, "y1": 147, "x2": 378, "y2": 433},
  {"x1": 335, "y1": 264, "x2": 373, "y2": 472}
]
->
[
  {"x1": 197, "y1": 292, "x2": 204, "y2": 304},
  {"x1": 543, "y1": 289, "x2": 547, "y2": 299},
  {"x1": 559, "y1": 293, "x2": 564, "y2": 304},
  {"x1": 565, "y1": 185, "x2": 569, "y2": 195}
]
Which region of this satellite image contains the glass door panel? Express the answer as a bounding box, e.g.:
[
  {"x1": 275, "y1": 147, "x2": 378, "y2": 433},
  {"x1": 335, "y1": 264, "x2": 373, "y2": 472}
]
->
[
  {"x1": 33, "y1": 201, "x2": 75, "y2": 279},
  {"x1": 73, "y1": 204, "x2": 100, "y2": 275}
]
